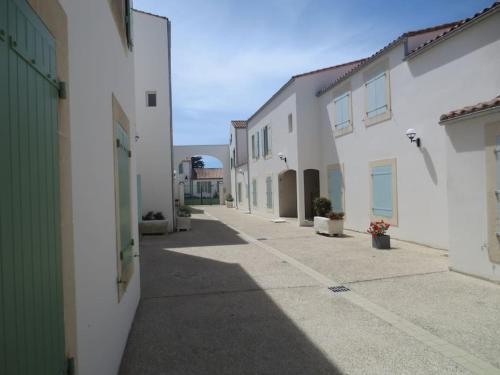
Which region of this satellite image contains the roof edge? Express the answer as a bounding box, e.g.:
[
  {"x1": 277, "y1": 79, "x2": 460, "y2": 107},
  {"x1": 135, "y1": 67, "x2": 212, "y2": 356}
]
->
[
  {"x1": 132, "y1": 8, "x2": 169, "y2": 21},
  {"x1": 439, "y1": 105, "x2": 500, "y2": 125}
]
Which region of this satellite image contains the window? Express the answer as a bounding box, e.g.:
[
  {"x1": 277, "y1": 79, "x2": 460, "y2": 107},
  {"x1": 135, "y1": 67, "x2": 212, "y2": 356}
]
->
[
  {"x1": 252, "y1": 179, "x2": 257, "y2": 207},
  {"x1": 238, "y1": 183, "x2": 242, "y2": 203},
  {"x1": 266, "y1": 176, "x2": 273, "y2": 209},
  {"x1": 263, "y1": 125, "x2": 272, "y2": 157},
  {"x1": 369, "y1": 159, "x2": 397, "y2": 225},
  {"x1": 334, "y1": 92, "x2": 350, "y2": 129},
  {"x1": 233, "y1": 149, "x2": 236, "y2": 167},
  {"x1": 251, "y1": 135, "x2": 256, "y2": 159},
  {"x1": 146, "y1": 91, "x2": 157, "y2": 107},
  {"x1": 179, "y1": 163, "x2": 184, "y2": 174},
  {"x1": 112, "y1": 95, "x2": 134, "y2": 299},
  {"x1": 256, "y1": 132, "x2": 260, "y2": 159},
  {"x1": 328, "y1": 165, "x2": 343, "y2": 213},
  {"x1": 485, "y1": 124, "x2": 500, "y2": 263},
  {"x1": 365, "y1": 68, "x2": 391, "y2": 125},
  {"x1": 288, "y1": 113, "x2": 293, "y2": 133}
]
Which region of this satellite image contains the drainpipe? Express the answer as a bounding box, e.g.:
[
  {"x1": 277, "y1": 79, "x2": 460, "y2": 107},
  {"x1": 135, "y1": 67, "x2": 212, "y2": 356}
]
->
[
  {"x1": 246, "y1": 127, "x2": 251, "y2": 213},
  {"x1": 167, "y1": 19, "x2": 175, "y2": 230}
]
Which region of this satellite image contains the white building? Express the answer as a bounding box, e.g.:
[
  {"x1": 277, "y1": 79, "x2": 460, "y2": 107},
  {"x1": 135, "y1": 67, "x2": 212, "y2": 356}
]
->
[
  {"x1": 134, "y1": 9, "x2": 174, "y2": 231},
  {"x1": 229, "y1": 120, "x2": 250, "y2": 211},
  {"x1": 245, "y1": 61, "x2": 363, "y2": 224},
  {"x1": 0, "y1": 1, "x2": 174, "y2": 374},
  {"x1": 316, "y1": 3, "x2": 499, "y2": 252},
  {"x1": 235, "y1": 2, "x2": 500, "y2": 282}
]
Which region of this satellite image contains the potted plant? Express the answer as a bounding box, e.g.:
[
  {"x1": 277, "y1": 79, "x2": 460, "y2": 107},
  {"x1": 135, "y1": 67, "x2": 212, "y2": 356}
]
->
[
  {"x1": 368, "y1": 220, "x2": 391, "y2": 249},
  {"x1": 176, "y1": 205, "x2": 192, "y2": 231},
  {"x1": 139, "y1": 211, "x2": 168, "y2": 235},
  {"x1": 314, "y1": 197, "x2": 342, "y2": 236},
  {"x1": 225, "y1": 193, "x2": 234, "y2": 208}
]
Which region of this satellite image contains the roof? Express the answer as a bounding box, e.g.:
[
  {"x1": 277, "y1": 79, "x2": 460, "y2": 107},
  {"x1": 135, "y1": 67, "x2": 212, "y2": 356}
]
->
[
  {"x1": 248, "y1": 59, "x2": 366, "y2": 123},
  {"x1": 231, "y1": 120, "x2": 247, "y2": 129},
  {"x1": 132, "y1": 9, "x2": 169, "y2": 20},
  {"x1": 317, "y1": 21, "x2": 460, "y2": 97},
  {"x1": 192, "y1": 168, "x2": 224, "y2": 180},
  {"x1": 407, "y1": 2, "x2": 500, "y2": 59},
  {"x1": 439, "y1": 95, "x2": 500, "y2": 123}
]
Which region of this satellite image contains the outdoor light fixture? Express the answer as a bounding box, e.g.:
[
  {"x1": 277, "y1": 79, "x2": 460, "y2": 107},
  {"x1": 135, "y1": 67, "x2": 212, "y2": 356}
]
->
[
  {"x1": 406, "y1": 128, "x2": 421, "y2": 147},
  {"x1": 278, "y1": 152, "x2": 287, "y2": 163},
  {"x1": 238, "y1": 168, "x2": 244, "y2": 175}
]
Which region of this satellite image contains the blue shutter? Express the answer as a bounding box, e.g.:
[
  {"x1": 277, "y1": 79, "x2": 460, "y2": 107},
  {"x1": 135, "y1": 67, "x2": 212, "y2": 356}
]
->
[
  {"x1": 334, "y1": 93, "x2": 349, "y2": 129},
  {"x1": 251, "y1": 135, "x2": 255, "y2": 159},
  {"x1": 372, "y1": 164, "x2": 392, "y2": 217},
  {"x1": 328, "y1": 169, "x2": 343, "y2": 212},
  {"x1": 256, "y1": 132, "x2": 260, "y2": 158},
  {"x1": 266, "y1": 176, "x2": 273, "y2": 209},
  {"x1": 496, "y1": 136, "x2": 500, "y2": 234},
  {"x1": 366, "y1": 72, "x2": 387, "y2": 118}
]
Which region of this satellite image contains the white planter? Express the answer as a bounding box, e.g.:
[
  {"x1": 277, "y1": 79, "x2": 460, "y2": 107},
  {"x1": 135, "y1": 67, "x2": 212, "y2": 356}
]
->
[
  {"x1": 176, "y1": 216, "x2": 191, "y2": 231},
  {"x1": 314, "y1": 216, "x2": 344, "y2": 236},
  {"x1": 226, "y1": 201, "x2": 234, "y2": 208},
  {"x1": 139, "y1": 220, "x2": 168, "y2": 235}
]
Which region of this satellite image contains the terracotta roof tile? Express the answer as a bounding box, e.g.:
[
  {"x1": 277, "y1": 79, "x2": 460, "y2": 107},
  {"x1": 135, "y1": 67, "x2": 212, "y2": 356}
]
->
[
  {"x1": 231, "y1": 120, "x2": 247, "y2": 128},
  {"x1": 408, "y1": 2, "x2": 500, "y2": 58},
  {"x1": 439, "y1": 95, "x2": 500, "y2": 123},
  {"x1": 193, "y1": 168, "x2": 224, "y2": 180}
]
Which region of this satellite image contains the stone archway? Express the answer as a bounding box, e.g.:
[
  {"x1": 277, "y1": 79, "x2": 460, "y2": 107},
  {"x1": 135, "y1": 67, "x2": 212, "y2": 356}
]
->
[{"x1": 173, "y1": 145, "x2": 230, "y2": 197}]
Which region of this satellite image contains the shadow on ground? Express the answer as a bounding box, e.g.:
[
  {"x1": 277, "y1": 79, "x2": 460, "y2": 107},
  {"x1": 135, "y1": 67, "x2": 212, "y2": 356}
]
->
[{"x1": 120, "y1": 218, "x2": 342, "y2": 375}]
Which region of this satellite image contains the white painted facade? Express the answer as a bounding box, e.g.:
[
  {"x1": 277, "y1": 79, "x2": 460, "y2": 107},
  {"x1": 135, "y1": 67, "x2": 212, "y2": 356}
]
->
[
  {"x1": 443, "y1": 110, "x2": 500, "y2": 283},
  {"x1": 317, "y1": 10, "x2": 500, "y2": 250},
  {"x1": 59, "y1": 0, "x2": 140, "y2": 374},
  {"x1": 134, "y1": 10, "x2": 174, "y2": 231},
  {"x1": 229, "y1": 122, "x2": 250, "y2": 209},
  {"x1": 246, "y1": 62, "x2": 360, "y2": 224}
]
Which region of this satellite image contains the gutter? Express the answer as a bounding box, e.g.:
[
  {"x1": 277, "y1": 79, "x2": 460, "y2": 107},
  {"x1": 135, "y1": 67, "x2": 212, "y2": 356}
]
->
[
  {"x1": 167, "y1": 19, "x2": 176, "y2": 231},
  {"x1": 439, "y1": 106, "x2": 500, "y2": 125},
  {"x1": 247, "y1": 78, "x2": 295, "y2": 124}
]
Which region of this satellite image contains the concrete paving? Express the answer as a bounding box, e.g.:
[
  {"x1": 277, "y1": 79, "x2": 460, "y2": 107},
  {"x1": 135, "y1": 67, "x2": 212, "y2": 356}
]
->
[{"x1": 119, "y1": 206, "x2": 500, "y2": 375}]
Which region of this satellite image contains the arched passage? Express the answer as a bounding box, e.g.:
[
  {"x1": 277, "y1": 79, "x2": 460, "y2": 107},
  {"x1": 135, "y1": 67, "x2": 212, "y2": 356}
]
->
[
  {"x1": 173, "y1": 145, "x2": 230, "y2": 203},
  {"x1": 279, "y1": 169, "x2": 297, "y2": 218},
  {"x1": 304, "y1": 169, "x2": 320, "y2": 220}
]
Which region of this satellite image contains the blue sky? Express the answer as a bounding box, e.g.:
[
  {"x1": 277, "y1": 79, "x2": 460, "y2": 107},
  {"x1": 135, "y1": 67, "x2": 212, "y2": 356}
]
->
[{"x1": 134, "y1": 0, "x2": 492, "y2": 153}]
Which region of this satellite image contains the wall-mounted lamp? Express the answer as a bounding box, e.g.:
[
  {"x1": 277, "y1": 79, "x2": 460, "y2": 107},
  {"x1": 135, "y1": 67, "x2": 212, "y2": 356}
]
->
[
  {"x1": 238, "y1": 168, "x2": 245, "y2": 175},
  {"x1": 135, "y1": 131, "x2": 140, "y2": 142},
  {"x1": 278, "y1": 152, "x2": 287, "y2": 163},
  {"x1": 406, "y1": 128, "x2": 421, "y2": 147}
]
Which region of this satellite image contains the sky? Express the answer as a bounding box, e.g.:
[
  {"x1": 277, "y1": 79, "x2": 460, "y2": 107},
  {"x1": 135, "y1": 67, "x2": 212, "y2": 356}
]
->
[{"x1": 134, "y1": 0, "x2": 492, "y2": 160}]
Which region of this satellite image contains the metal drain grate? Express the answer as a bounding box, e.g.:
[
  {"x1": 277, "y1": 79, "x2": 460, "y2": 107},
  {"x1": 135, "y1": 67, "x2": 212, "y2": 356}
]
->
[
  {"x1": 256, "y1": 237, "x2": 268, "y2": 241},
  {"x1": 328, "y1": 286, "x2": 350, "y2": 293}
]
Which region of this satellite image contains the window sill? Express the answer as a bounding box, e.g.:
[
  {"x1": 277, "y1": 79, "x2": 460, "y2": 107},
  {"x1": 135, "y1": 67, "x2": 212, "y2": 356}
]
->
[
  {"x1": 334, "y1": 124, "x2": 353, "y2": 138},
  {"x1": 364, "y1": 110, "x2": 392, "y2": 127}
]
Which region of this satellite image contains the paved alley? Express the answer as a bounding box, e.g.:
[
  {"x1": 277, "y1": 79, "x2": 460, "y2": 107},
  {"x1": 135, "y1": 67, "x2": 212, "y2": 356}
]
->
[{"x1": 119, "y1": 207, "x2": 500, "y2": 375}]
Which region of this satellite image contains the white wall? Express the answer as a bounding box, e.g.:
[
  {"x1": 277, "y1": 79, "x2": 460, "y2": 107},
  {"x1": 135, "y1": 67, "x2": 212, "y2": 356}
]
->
[
  {"x1": 60, "y1": 0, "x2": 140, "y2": 374},
  {"x1": 134, "y1": 11, "x2": 174, "y2": 231},
  {"x1": 445, "y1": 113, "x2": 500, "y2": 282},
  {"x1": 318, "y1": 13, "x2": 500, "y2": 249}
]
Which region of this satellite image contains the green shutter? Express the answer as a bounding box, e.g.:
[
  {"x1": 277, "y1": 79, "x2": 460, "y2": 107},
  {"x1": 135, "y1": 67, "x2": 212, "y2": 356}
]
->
[
  {"x1": 1, "y1": 0, "x2": 65, "y2": 373},
  {"x1": 116, "y1": 123, "x2": 132, "y2": 275}
]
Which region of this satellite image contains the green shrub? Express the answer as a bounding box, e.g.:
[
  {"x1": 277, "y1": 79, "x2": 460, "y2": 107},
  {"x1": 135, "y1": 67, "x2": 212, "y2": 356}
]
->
[
  {"x1": 313, "y1": 197, "x2": 331, "y2": 217},
  {"x1": 178, "y1": 206, "x2": 192, "y2": 217},
  {"x1": 225, "y1": 193, "x2": 234, "y2": 202}
]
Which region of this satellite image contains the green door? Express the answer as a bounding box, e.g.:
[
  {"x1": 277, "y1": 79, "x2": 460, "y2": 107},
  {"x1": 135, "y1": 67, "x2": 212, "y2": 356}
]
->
[{"x1": 0, "y1": 0, "x2": 65, "y2": 374}]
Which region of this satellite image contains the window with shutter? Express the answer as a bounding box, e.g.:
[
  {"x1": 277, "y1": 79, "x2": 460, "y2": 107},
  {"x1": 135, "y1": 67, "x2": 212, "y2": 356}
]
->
[
  {"x1": 266, "y1": 176, "x2": 273, "y2": 209},
  {"x1": 238, "y1": 183, "x2": 242, "y2": 203},
  {"x1": 257, "y1": 131, "x2": 260, "y2": 158},
  {"x1": 252, "y1": 179, "x2": 258, "y2": 207},
  {"x1": 251, "y1": 135, "x2": 255, "y2": 159},
  {"x1": 334, "y1": 92, "x2": 350, "y2": 129},
  {"x1": 366, "y1": 71, "x2": 388, "y2": 119},
  {"x1": 328, "y1": 166, "x2": 343, "y2": 213},
  {"x1": 369, "y1": 159, "x2": 397, "y2": 225}
]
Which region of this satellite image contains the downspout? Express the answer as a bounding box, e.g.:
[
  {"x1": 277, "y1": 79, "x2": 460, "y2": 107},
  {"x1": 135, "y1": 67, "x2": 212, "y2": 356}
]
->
[
  {"x1": 234, "y1": 128, "x2": 238, "y2": 209},
  {"x1": 246, "y1": 127, "x2": 251, "y2": 213},
  {"x1": 167, "y1": 19, "x2": 176, "y2": 230}
]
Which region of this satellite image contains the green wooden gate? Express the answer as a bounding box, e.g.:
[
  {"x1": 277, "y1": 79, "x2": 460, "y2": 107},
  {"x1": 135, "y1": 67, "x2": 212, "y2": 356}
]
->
[{"x1": 0, "y1": 0, "x2": 66, "y2": 374}]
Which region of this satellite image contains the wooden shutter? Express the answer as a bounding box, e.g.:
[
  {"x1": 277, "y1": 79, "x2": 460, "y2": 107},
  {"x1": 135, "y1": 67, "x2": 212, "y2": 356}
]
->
[
  {"x1": 328, "y1": 168, "x2": 343, "y2": 212},
  {"x1": 1, "y1": 0, "x2": 65, "y2": 373},
  {"x1": 366, "y1": 72, "x2": 387, "y2": 118},
  {"x1": 116, "y1": 122, "x2": 133, "y2": 286},
  {"x1": 371, "y1": 164, "x2": 393, "y2": 218},
  {"x1": 334, "y1": 92, "x2": 350, "y2": 129}
]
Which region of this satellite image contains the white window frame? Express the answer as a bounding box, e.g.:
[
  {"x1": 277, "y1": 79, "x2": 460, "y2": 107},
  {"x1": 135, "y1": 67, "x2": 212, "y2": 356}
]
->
[
  {"x1": 363, "y1": 61, "x2": 391, "y2": 127},
  {"x1": 369, "y1": 158, "x2": 398, "y2": 226}
]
